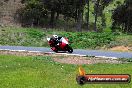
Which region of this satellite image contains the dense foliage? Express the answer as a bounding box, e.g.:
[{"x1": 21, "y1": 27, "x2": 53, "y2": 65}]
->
[
  {"x1": 112, "y1": 0, "x2": 132, "y2": 33},
  {"x1": 17, "y1": 0, "x2": 48, "y2": 27},
  {"x1": 16, "y1": 0, "x2": 116, "y2": 32},
  {"x1": 1, "y1": 0, "x2": 131, "y2": 33},
  {"x1": 59, "y1": 32, "x2": 115, "y2": 49}
]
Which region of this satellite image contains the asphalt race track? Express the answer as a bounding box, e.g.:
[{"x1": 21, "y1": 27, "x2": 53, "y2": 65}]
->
[{"x1": 0, "y1": 46, "x2": 132, "y2": 58}]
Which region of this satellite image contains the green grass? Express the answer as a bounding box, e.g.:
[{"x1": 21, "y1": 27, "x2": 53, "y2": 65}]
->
[
  {"x1": 107, "y1": 34, "x2": 132, "y2": 48},
  {"x1": 0, "y1": 27, "x2": 48, "y2": 47},
  {"x1": 0, "y1": 54, "x2": 132, "y2": 88}
]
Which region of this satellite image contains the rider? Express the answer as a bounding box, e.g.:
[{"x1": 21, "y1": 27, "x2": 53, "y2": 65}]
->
[{"x1": 52, "y1": 35, "x2": 62, "y2": 46}]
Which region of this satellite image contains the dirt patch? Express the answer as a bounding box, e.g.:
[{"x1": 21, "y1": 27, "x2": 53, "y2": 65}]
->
[
  {"x1": 53, "y1": 56, "x2": 91, "y2": 64},
  {"x1": 53, "y1": 56, "x2": 122, "y2": 65},
  {"x1": 109, "y1": 46, "x2": 132, "y2": 52},
  {"x1": 0, "y1": 50, "x2": 123, "y2": 65},
  {"x1": 0, "y1": 50, "x2": 47, "y2": 56}
]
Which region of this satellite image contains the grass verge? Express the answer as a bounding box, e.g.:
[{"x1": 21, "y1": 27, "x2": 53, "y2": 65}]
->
[{"x1": 0, "y1": 54, "x2": 132, "y2": 88}]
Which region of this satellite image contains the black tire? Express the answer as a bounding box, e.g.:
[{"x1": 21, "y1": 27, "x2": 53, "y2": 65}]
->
[
  {"x1": 67, "y1": 45, "x2": 73, "y2": 53},
  {"x1": 54, "y1": 49, "x2": 58, "y2": 53}
]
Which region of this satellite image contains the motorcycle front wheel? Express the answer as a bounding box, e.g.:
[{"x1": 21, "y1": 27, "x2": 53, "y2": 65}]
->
[{"x1": 67, "y1": 45, "x2": 73, "y2": 53}]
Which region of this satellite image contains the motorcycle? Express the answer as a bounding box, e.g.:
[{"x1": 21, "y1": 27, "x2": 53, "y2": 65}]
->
[{"x1": 47, "y1": 37, "x2": 73, "y2": 53}]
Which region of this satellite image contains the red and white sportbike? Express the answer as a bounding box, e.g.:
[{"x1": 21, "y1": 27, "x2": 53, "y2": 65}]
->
[{"x1": 47, "y1": 37, "x2": 73, "y2": 53}]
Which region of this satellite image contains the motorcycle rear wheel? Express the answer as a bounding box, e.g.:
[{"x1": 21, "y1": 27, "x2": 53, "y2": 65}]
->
[{"x1": 51, "y1": 47, "x2": 58, "y2": 53}]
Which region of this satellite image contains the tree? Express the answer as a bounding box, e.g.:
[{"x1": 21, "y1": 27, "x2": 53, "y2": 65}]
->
[
  {"x1": 86, "y1": 0, "x2": 90, "y2": 31},
  {"x1": 76, "y1": 0, "x2": 86, "y2": 31},
  {"x1": 43, "y1": 0, "x2": 59, "y2": 27},
  {"x1": 18, "y1": 0, "x2": 87, "y2": 31},
  {"x1": 56, "y1": 0, "x2": 86, "y2": 31},
  {"x1": 17, "y1": 0, "x2": 48, "y2": 27},
  {"x1": 93, "y1": 0, "x2": 113, "y2": 32},
  {"x1": 112, "y1": 0, "x2": 132, "y2": 33},
  {"x1": 93, "y1": 0, "x2": 100, "y2": 31}
]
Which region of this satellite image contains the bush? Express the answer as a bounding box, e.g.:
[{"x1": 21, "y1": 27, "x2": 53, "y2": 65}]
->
[
  {"x1": 58, "y1": 32, "x2": 115, "y2": 49},
  {"x1": 17, "y1": 0, "x2": 48, "y2": 27},
  {"x1": 25, "y1": 28, "x2": 46, "y2": 38}
]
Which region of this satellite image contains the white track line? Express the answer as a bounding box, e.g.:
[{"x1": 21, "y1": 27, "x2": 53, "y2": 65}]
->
[
  {"x1": 56, "y1": 53, "x2": 87, "y2": 57},
  {"x1": 28, "y1": 51, "x2": 42, "y2": 53},
  {"x1": 44, "y1": 52, "x2": 118, "y2": 59},
  {"x1": 95, "y1": 56, "x2": 117, "y2": 59},
  {"x1": 0, "y1": 49, "x2": 42, "y2": 53},
  {"x1": 0, "y1": 49, "x2": 117, "y2": 59}
]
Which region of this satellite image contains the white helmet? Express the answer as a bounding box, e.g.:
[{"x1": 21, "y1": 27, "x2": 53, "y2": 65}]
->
[{"x1": 53, "y1": 35, "x2": 58, "y2": 39}]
